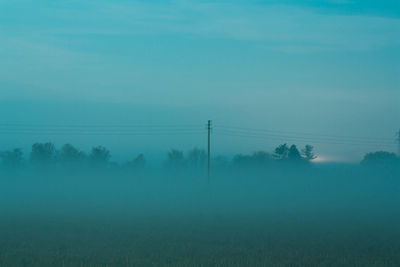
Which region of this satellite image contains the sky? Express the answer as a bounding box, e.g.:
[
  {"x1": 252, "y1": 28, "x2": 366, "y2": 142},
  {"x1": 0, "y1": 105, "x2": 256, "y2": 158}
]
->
[{"x1": 0, "y1": 0, "x2": 399, "y2": 162}]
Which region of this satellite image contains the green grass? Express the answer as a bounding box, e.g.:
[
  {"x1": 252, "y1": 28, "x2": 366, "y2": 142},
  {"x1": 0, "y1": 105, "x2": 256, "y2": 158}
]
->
[
  {"x1": 1, "y1": 169, "x2": 399, "y2": 266},
  {"x1": 0, "y1": 215, "x2": 399, "y2": 267}
]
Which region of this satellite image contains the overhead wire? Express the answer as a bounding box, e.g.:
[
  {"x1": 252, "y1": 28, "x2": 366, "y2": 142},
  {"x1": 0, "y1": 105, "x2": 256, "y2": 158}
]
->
[
  {"x1": 0, "y1": 123, "x2": 206, "y2": 135},
  {"x1": 0, "y1": 123, "x2": 396, "y2": 149},
  {"x1": 213, "y1": 131, "x2": 395, "y2": 148},
  {"x1": 213, "y1": 128, "x2": 394, "y2": 146},
  {"x1": 216, "y1": 125, "x2": 394, "y2": 142}
]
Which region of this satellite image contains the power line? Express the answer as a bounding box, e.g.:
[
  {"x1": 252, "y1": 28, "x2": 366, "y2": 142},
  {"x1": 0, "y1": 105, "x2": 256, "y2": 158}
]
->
[
  {"x1": 213, "y1": 128, "x2": 394, "y2": 145},
  {"x1": 0, "y1": 122, "x2": 393, "y2": 143},
  {"x1": 0, "y1": 128, "x2": 206, "y2": 133},
  {"x1": 215, "y1": 131, "x2": 393, "y2": 146},
  {"x1": 216, "y1": 125, "x2": 394, "y2": 142},
  {"x1": 0, "y1": 127, "x2": 205, "y2": 133},
  {"x1": 0, "y1": 123, "x2": 202, "y2": 128},
  {"x1": 0, "y1": 130, "x2": 206, "y2": 136},
  {"x1": 0, "y1": 122, "x2": 396, "y2": 150},
  {"x1": 213, "y1": 130, "x2": 395, "y2": 148},
  {"x1": 0, "y1": 123, "x2": 206, "y2": 135}
]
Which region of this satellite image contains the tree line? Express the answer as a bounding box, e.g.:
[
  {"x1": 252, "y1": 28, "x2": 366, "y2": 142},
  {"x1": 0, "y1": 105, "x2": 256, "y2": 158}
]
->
[{"x1": 0, "y1": 142, "x2": 398, "y2": 170}]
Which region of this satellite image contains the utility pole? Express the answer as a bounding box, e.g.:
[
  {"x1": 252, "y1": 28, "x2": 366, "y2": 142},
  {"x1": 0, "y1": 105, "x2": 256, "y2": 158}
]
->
[
  {"x1": 207, "y1": 120, "x2": 212, "y2": 183},
  {"x1": 397, "y1": 129, "x2": 400, "y2": 157}
]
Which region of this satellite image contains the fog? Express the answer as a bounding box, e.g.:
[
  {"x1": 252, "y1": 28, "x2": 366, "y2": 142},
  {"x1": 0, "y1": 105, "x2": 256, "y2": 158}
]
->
[
  {"x1": 2, "y1": 162, "x2": 399, "y2": 219},
  {"x1": 1, "y1": 0, "x2": 399, "y2": 265},
  {"x1": 1, "y1": 151, "x2": 399, "y2": 265}
]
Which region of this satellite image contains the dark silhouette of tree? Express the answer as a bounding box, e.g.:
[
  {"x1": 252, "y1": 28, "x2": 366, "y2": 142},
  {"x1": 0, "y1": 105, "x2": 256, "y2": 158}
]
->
[
  {"x1": 166, "y1": 149, "x2": 185, "y2": 169},
  {"x1": 126, "y1": 154, "x2": 146, "y2": 170},
  {"x1": 0, "y1": 148, "x2": 24, "y2": 168},
  {"x1": 89, "y1": 146, "x2": 110, "y2": 166},
  {"x1": 232, "y1": 154, "x2": 252, "y2": 167},
  {"x1": 252, "y1": 151, "x2": 272, "y2": 165},
  {"x1": 288, "y1": 145, "x2": 302, "y2": 161},
  {"x1": 59, "y1": 144, "x2": 86, "y2": 164},
  {"x1": 302, "y1": 145, "x2": 316, "y2": 161},
  {"x1": 187, "y1": 147, "x2": 206, "y2": 169},
  {"x1": 274, "y1": 144, "x2": 289, "y2": 160},
  {"x1": 30, "y1": 142, "x2": 57, "y2": 166},
  {"x1": 361, "y1": 151, "x2": 399, "y2": 166},
  {"x1": 232, "y1": 151, "x2": 272, "y2": 169}
]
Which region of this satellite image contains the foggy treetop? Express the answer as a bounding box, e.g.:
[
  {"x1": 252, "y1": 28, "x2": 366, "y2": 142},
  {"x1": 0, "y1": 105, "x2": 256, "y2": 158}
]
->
[{"x1": 1, "y1": 142, "x2": 399, "y2": 172}]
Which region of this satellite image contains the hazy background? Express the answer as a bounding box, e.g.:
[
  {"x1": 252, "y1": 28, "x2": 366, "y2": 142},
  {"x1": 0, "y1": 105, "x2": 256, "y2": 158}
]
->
[{"x1": 1, "y1": 0, "x2": 399, "y2": 162}]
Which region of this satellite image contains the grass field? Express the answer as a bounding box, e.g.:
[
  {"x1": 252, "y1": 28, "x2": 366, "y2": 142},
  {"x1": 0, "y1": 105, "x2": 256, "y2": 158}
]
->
[
  {"x1": 1, "y1": 214, "x2": 400, "y2": 266},
  {"x1": 1, "y1": 169, "x2": 399, "y2": 266}
]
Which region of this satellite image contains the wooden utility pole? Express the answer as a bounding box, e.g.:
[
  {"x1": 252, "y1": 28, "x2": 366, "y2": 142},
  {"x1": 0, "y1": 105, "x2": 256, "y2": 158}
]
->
[
  {"x1": 207, "y1": 120, "x2": 212, "y2": 183},
  {"x1": 397, "y1": 129, "x2": 400, "y2": 157}
]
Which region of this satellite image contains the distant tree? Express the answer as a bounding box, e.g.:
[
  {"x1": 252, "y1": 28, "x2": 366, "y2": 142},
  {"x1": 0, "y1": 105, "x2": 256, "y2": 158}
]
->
[
  {"x1": 302, "y1": 145, "x2": 316, "y2": 161},
  {"x1": 187, "y1": 148, "x2": 206, "y2": 169},
  {"x1": 30, "y1": 142, "x2": 57, "y2": 166},
  {"x1": 252, "y1": 151, "x2": 272, "y2": 165},
  {"x1": 232, "y1": 151, "x2": 272, "y2": 168},
  {"x1": 128, "y1": 154, "x2": 146, "y2": 169},
  {"x1": 166, "y1": 149, "x2": 185, "y2": 169},
  {"x1": 89, "y1": 146, "x2": 110, "y2": 166},
  {"x1": 59, "y1": 144, "x2": 86, "y2": 164},
  {"x1": 232, "y1": 154, "x2": 252, "y2": 166},
  {"x1": 274, "y1": 144, "x2": 289, "y2": 160},
  {"x1": 0, "y1": 148, "x2": 24, "y2": 168},
  {"x1": 288, "y1": 145, "x2": 302, "y2": 161},
  {"x1": 361, "y1": 151, "x2": 399, "y2": 166}
]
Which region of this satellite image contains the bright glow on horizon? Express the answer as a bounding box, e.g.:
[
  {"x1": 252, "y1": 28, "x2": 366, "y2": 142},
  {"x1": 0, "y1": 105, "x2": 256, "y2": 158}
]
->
[{"x1": 312, "y1": 156, "x2": 347, "y2": 163}]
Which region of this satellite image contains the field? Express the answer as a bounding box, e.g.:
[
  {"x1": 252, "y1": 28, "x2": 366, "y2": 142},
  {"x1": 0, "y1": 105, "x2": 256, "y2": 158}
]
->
[{"x1": 1, "y1": 167, "x2": 399, "y2": 266}]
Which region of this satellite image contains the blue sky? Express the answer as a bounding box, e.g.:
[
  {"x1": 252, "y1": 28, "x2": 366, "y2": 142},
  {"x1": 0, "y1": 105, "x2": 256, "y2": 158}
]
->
[{"x1": 0, "y1": 0, "x2": 399, "y2": 162}]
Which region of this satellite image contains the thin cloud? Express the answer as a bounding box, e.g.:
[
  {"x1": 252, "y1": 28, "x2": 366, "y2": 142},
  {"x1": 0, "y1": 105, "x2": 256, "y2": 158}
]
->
[{"x1": 4, "y1": 1, "x2": 398, "y2": 52}]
